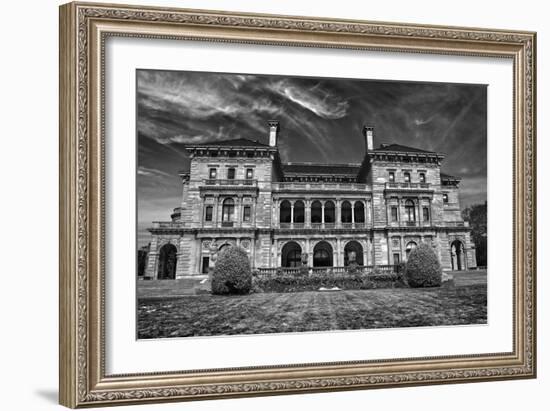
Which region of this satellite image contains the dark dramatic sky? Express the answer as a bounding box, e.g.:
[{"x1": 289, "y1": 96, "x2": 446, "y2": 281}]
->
[{"x1": 137, "y1": 69, "x2": 487, "y2": 246}]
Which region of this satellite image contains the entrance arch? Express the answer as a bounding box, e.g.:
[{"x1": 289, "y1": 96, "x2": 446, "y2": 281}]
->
[
  {"x1": 451, "y1": 240, "x2": 465, "y2": 271},
  {"x1": 281, "y1": 241, "x2": 302, "y2": 267},
  {"x1": 344, "y1": 241, "x2": 364, "y2": 266},
  {"x1": 405, "y1": 241, "x2": 417, "y2": 260},
  {"x1": 313, "y1": 241, "x2": 333, "y2": 267},
  {"x1": 157, "y1": 243, "x2": 177, "y2": 279}
]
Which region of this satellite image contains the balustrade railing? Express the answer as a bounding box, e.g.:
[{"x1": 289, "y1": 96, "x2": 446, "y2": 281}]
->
[
  {"x1": 204, "y1": 179, "x2": 257, "y2": 186},
  {"x1": 385, "y1": 182, "x2": 431, "y2": 190},
  {"x1": 151, "y1": 221, "x2": 184, "y2": 229},
  {"x1": 255, "y1": 265, "x2": 399, "y2": 278},
  {"x1": 272, "y1": 182, "x2": 368, "y2": 191},
  {"x1": 277, "y1": 222, "x2": 368, "y2": 229}
]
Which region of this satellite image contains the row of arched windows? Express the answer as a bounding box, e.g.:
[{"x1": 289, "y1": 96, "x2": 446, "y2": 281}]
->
[
  {"x1": 279, "y1": 200, "x2": 366, "y2": 224},
  {"x1": 281, "y1": 240, "x2": 365, "y2": 267}
]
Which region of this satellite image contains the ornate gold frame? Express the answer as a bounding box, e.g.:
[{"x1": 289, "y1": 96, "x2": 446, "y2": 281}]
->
[{"x1": 59, "y1": 2, "x2": 536, "y2": 408}]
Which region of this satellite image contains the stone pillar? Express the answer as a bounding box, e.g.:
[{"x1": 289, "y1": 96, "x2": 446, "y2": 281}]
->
[
  {"x1": 237, "y1": 196, "x2": 243, "y2": 227},
  {"x1": 336, "y1": 200, "x2": 341, "y2": 228},
  {"x1": 336, "y1": 238, "x2": 341, "y2": 266},
  {"x1": 145, "y1": 237, "x2": 159, "y2": 279},
  {"x1": 351, "y1": 203, "x2": 355, "y2": 227},
  {"x1": 321, "y1": 203, "x2": 325, "y2": 228},
  {"x1": 305, "y1": 199, "x2": 311, "y2": 228},
  {"x1": 290, "y1": 203, "x2": 294, "y2": 228}
]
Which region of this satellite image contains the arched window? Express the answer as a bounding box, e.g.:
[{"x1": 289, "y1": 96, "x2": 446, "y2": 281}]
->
[
  {"x1": 324, "y1": 201, "x2": 335, "y2": 223},
  {"x1": 282, "y1": 241, "x2": 302, "y2": 267},
  {"x1": 341, "y1": 201, "x2": 352, "y2": 223},
  {"x1": 311, "y1": 201, "x2": 322, "y2": 223},
  {"x1": 313, "y1": 241, "x2": 333, "y2": 267},
  {"x1": 222, "y1": 198, "x2": 235, "y2": 222},
  {"x1": 405, "y1": 241, "x2": 417, "y2": 258},
  {"x1": 293, "y1": 200, "x2": 305, "y2": 223},
  {"x1": 344, "y1": 241, "x2": 364, "y2": 266},
  {"x1": 354, "y1": 201, "x2": 365, "y2": 223},
  {"x1": 405, "y1": 199, "x2": 416, "y2": 222},
  {"x1": 279, "y1": 200, "x2": 291, "y2": 223}
]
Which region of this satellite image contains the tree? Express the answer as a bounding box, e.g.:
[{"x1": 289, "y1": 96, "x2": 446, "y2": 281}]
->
[
  {"x1": 137, "y1": 243, "x2": 150, "y2": 277},
  {"x1": 462, "y1": 202, "x2": 487, "y2": 266}
]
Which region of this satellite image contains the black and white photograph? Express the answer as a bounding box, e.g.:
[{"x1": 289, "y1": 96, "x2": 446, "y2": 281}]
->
[{"x1": 136, "y1": 69, "x2": 488, "y2": 339}]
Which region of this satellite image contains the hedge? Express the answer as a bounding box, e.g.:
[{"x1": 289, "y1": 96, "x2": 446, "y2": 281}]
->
[
  {"x1": 211, "y1": 246, "x2": 252, "y2": 295},
  {"x1": 251, "y1": 271, "x2": 400, "y2": 293},
  {"x1": 405, "y1": 242, "x2": 442, "y2": 288}
]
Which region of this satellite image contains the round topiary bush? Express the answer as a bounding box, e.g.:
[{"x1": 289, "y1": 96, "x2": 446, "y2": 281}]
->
[
  {"x1": 405, "y1": 243, "x2": 442, "y2": 288},
  {"x1": 211, "y1": 246, "x2": 252, "y2": 295}
]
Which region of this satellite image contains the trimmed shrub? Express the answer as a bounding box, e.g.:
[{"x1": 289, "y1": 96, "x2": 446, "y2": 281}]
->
[
  {"x1": 405, "y1": 243, "x2": 442, "y2": 288},
  {"x1": 211, "y1": 246, "x2": 252, "y2": 295}
]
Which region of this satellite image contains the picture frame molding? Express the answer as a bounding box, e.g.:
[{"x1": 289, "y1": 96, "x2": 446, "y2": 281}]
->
[{"x1": 59, "y1": 2, "x2": 536, "y2": 407}]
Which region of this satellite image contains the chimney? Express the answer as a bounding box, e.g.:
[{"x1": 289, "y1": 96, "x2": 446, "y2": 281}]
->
[
  {"x1": 268, "y1": 120, "x2": 280, "y2": 147},
  {"x1": 362, "y1": 125, "x2": 374, "y2": 151}
]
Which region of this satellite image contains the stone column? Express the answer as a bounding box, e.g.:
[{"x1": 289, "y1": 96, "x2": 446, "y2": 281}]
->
[
  {"x1": 290, "y1": 203, "x2": 294, "y2": 228},
  {"x1": 336, "y1": 200, "x2": 341, "y2": 228},
  {"x1": 305, "y1": 199, "x2": 311, "y2": 228},
  {"x1": 351, "y1": 203, "x2": 355, "y2": 228},
  {"x1": 237, "y1": 196, "x2": 243, "y2": 227},
  {"x1": 336, "y1": 238, "x2": 341, "y2": 266},
  {"x1": 321, "y1": 203, "x2": 325, "y2": 228},
  {"x1": 144, "y1": 237, "x2": 159, "y2": 279},
  {"x1": 213, "y1": 195, "x2": 219, "y2": 226}
]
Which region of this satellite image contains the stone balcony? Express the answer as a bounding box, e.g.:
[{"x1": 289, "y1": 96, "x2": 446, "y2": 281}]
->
[
  {"x1": 203, "y1": 179, "x2": 257, "y2": 186},
  {"x1": 385, "y1": 182, "x2": 432, "y2": 190},
  {"x1": 151, "y1": 221, "x2": 184, "y2": 229},
  {"x1": 272, "y1": 182, "x2": 368, "y2": 192},
  {"x1": 278, "y1": 222, "x2": 367, "y2": 230}
]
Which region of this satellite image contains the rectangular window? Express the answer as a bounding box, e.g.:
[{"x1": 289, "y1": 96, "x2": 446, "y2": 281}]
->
[
  {"x1": 227, "y1": 167, "x2": 235, "y2": 180},
  {"x1": 246, "y1": 168, "x2": 254, "y2": 179},
  {"x1": 201, "y1": 257, "x2": 210, "y2": 274},
  {"x1": 423, "y1": 206, "x2": 430, "y2": 221},
  {"x1": 243, "y1": 205, "x2": 251, "y2": 222},
  {"x1": 443, "y1": 193, "x2": 449, "y2": 203},
  {"x1": 419, "y1": 173, "x2": 426, "y2": 183},
  {"x1": 209, "y1": 168, "x2": 217, "y2": 179},
  {"x1": 391, "y1": 206, "x2": 398, "y2": 222},
  {"x1": 388, "y1": 171, "x2": 395, "y2": 182},
  {"x1": 404, "y1": 172, "x2": 411, "y2": 183},
  {"x1": 205, "y1": 205, "x2": 213, "y2": 221}
]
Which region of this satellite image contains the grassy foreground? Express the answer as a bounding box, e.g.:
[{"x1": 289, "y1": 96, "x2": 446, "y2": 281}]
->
[{"x1": 137, "y1": 271, "x2": 487, "y2": 339}]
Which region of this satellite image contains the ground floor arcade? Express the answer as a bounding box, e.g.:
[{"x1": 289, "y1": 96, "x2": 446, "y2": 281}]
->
[{"x1": 143, "y1": 228, "x2": 476, "y2": 279}]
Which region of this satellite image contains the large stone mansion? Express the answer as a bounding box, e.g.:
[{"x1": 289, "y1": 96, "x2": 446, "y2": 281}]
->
[{"x1": 143, "y1": 121, "x2": 476, "y2": 279}]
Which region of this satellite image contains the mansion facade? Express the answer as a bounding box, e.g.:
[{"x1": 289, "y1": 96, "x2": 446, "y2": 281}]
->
[{"x1": 144, "y1": 121, "x2": 476, "y2": 279}]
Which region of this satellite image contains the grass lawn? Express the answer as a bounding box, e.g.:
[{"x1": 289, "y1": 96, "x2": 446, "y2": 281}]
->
[{"x1": 137, "y1": 271, "x2": 487, "y2": 339}]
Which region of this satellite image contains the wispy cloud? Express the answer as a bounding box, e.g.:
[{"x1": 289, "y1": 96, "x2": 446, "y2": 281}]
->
[
  {"x1": 137, "y1": 166, "x2": 172, "y2": 177},
  {"x1": 268, "y1": 80, "x2": 349, "y2": 119},
  {"x1": 136, "y1": 70, "x2": 487, "y2": 246}
]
